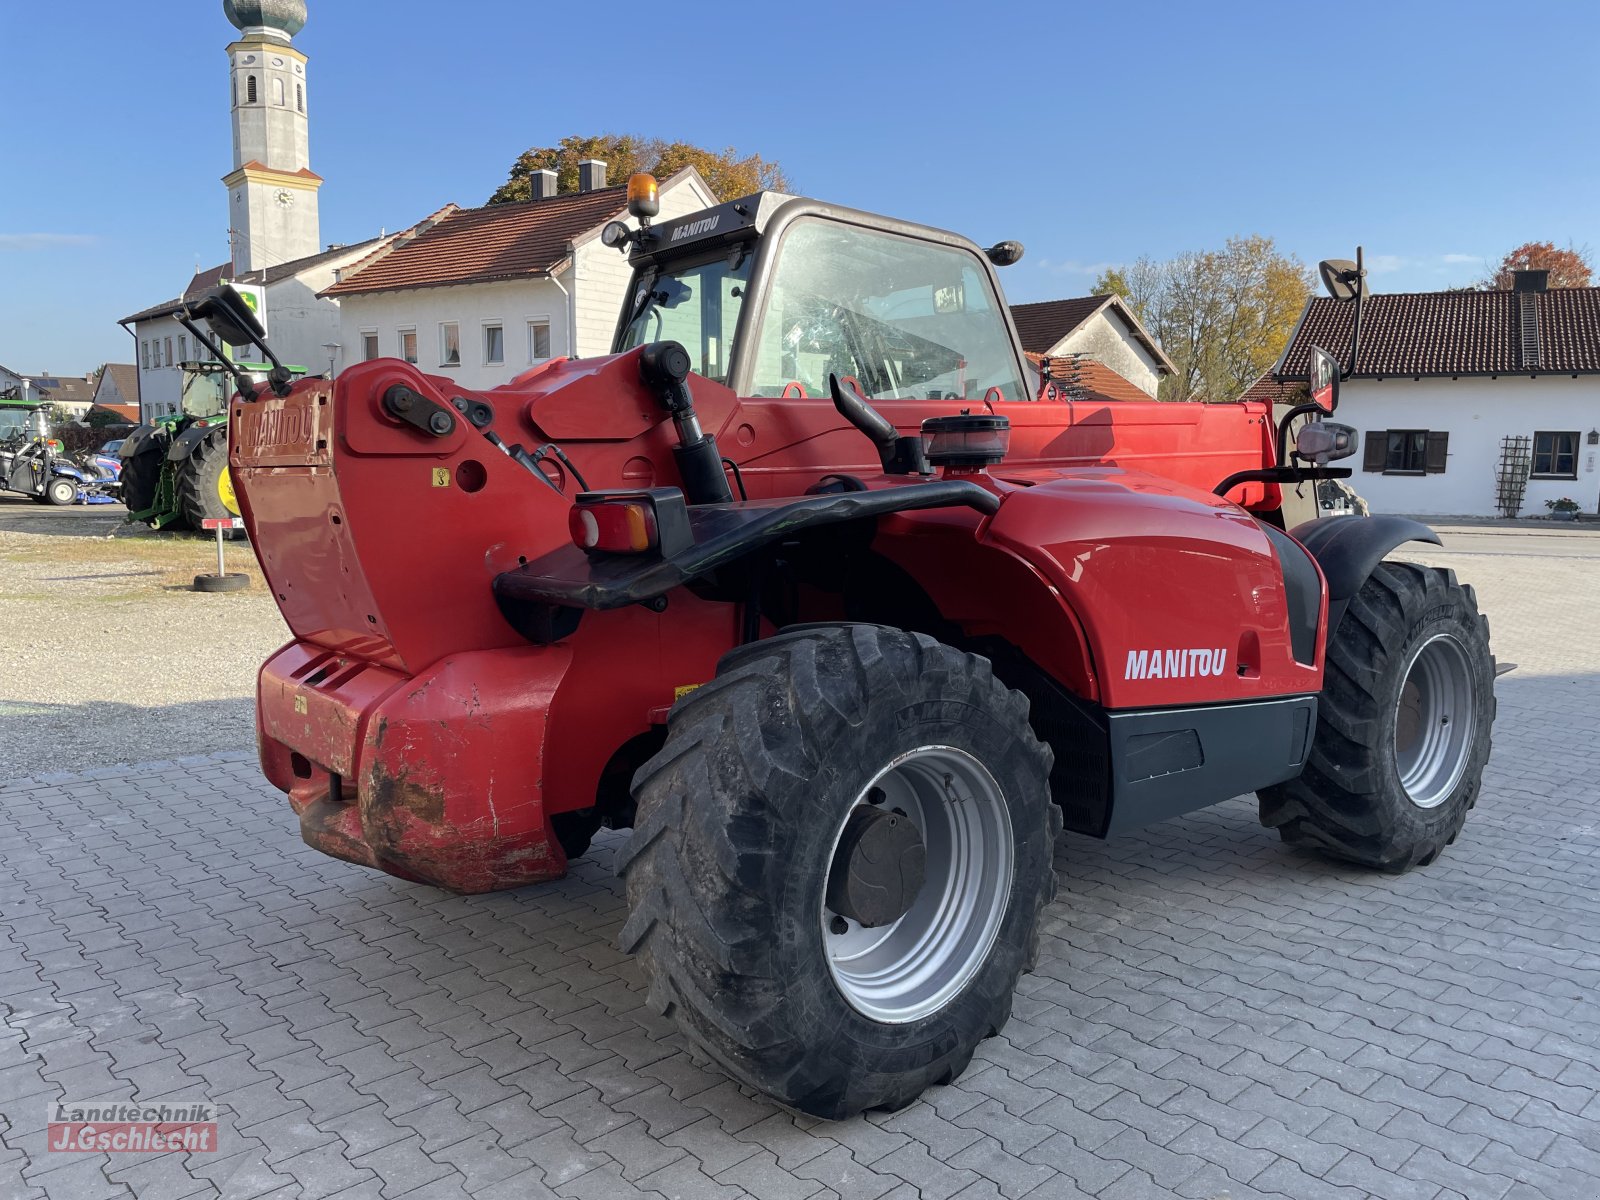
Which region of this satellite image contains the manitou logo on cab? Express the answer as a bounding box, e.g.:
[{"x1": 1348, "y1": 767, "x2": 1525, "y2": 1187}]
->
[
  {"x1": 670, "y1": 216, "x2": 721, "y2": 241},
  {"x1": 1125, "y1": 647, "x2": 1229, "y2": 680}
]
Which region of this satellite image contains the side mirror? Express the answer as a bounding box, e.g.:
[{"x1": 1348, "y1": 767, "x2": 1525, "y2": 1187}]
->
[
  {"x1": 1308, "y1": 345, "x2": 1340, "y2": 413},
  {"x1": 190, "y1": 285, "x2": 266, "y2": 350},
  {"x1": 1295, "y1": 419, "x2": 1358, "y2": 465}
]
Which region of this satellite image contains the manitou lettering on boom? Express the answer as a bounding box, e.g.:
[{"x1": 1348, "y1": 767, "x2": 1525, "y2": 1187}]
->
[{"x1": 1124, "y1": 648, "x2": 1229, "y2": 680}]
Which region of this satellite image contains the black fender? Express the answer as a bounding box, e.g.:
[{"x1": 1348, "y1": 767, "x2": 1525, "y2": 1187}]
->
[
  {"x1": 1289, "y1": 514, "x2": 1442, "y2": 635},
  {"x1": 118, "y1": 424, "x2": 167, "y2": 460},
  {"x1": 168, "y1": 423, "x2": 220, "y2": 462}
]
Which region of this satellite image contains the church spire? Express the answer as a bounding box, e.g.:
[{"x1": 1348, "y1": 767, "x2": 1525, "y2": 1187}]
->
[{"x1": 222, "y1": 0, "x2": 320, "y2": 274}]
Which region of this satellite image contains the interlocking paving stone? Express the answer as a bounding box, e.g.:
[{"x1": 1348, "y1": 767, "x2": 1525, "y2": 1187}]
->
[{"x1": 4, "y1": 536, "x2": 1600, "y2": 1197}]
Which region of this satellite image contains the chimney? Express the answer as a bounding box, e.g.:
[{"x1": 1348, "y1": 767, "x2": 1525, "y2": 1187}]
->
[
  {"x1": 1512, "y1": 268, "x2": 1549, "y2": 293},
  {"x1": 530, "y1": 169, "x2": 558, "y2": 200},
  {"x1": 577, "y1": 159, "x2": 607, "y2": 192}
]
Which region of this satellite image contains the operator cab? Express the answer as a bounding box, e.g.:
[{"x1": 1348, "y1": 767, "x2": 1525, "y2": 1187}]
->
[{"x1": 610, "y1": 186, "x2": 1033, "y2": 406}]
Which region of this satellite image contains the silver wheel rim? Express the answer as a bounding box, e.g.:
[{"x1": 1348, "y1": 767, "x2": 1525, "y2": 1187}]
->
[
  {"x1": 821, "y1": 745, "x2": 1013, "y2": 1024},
  {"x1": 1394, "y1": 633, "x2": 1476, "y2": 809}
]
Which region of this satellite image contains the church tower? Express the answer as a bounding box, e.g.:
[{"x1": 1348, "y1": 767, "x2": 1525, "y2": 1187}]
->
[{"x1": 222, "y1": 0, "x2": 321, "y2": 273}]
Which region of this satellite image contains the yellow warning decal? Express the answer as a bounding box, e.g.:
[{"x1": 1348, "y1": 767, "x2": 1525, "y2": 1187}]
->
[
  {"x1": 432, "y1": 467, "x2": 451, "y2": 487},
  {"x1": 674, "y1": 684, "x2": 702, "y2": 700}
]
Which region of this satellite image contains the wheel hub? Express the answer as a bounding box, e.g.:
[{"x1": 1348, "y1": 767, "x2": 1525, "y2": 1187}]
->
[
  {"x1": 821, "y1": 745, "x2": 1013, "y2": 1024},
  {"x1": 1394, "y1": 633, "x2": 1476, "y2": 809},
  {"x1": 825, "y1": 807, "x2": 926, "y2": 928}
]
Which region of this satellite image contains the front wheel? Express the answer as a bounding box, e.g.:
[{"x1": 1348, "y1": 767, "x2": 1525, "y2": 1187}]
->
[
  {"x1": 618, "y1": 625, "x2": 1059, "y2": 1118},
  {"x1": 1259, "y1": 561, "x2": 1495, "y2": 870},
  {"x1": 45, "y1": 478, "x2": 78, "y2": 506}
]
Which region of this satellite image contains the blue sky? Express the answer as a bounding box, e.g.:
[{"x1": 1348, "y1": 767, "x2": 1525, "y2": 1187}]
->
[{"x1": 3, "y1": 0, "x2": 1596, "y2": 374}]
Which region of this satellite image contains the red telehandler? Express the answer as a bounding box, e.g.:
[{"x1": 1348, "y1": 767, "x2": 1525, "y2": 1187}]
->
[{"x1": 198, "y1": 177, "x2": 1496, "y2": 1118}]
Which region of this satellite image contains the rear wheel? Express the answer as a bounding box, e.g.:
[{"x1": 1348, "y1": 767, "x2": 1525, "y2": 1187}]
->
[
  {"x1": 176, "y1": 433, "x2": 238, "y2": 529},
  {"x1": 1259, "y1": 561, "x2": 1494, "y2": 870},
  {"x1": 119, "y1": 432, "x2": 166, "y2": 516},
  {"x1": 619, "y1": 625, "x2": 1059, "y2": 1118}
]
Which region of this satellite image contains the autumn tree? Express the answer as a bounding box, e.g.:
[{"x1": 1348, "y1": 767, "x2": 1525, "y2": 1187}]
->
[
  {"x1": 489, "y1": 134, "x2": 791, "y2": 205},
  {"x1": 1095, "y1": 236, "x2": 1313, "y2": 403},
  {"x1": 1481, "y1": 241, "x2": 1593, "y2": 289}
]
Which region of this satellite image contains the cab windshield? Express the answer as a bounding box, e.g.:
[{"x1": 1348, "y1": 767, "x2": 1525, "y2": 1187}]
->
[
  {"x1": 746, "y1": 218, "x2": 1027, "y2": 401},
  {"x1": 619, "y1": 246, "x2": 752, "y2": 385}
]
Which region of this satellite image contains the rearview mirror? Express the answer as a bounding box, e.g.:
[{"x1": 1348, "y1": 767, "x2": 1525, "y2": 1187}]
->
[
  {"x1": 190, "y1": 284, "x2": 266, "y2": 350},
  {"x1": 1308, "y1": 345, "x2": 1340, "y2": 413}
]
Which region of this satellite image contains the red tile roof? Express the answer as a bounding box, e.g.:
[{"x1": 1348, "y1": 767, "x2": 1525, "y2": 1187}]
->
[
  {"x1": 1277, "y1": 288, "x2": 1600, "y2": 378},
  {"x1": 325, "y1": 187, "x2": 631, "y2": 297},
  {"x1": 1237, "y1": 372, "x2": 1309, "y2": 406},
  {"x1": 1027, "y1": 353, "x2": 1153, "y2": 404}
]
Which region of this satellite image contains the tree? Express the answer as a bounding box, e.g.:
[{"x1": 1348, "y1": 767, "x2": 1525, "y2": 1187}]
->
[
  {"x1": 1482, "y1": 241, "x2": 1593, "y2": 289},
  {"x1": 489, "y1": 134, "x2": 791, "y2": 205},
  {"x1": 1095, "y1": 236, "x2": 1314, "y2": 402}
]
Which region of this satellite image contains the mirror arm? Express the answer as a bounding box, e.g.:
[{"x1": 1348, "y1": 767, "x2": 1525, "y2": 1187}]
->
[
  {"x1": 1275, "y1": 401, "x2": 1324, "y2": 467},
  {"x1": 175, "y1": 314, "x2": 258, "y2": 402},
  {"x1": 1343, "y1": 245, "x2": 1366, "y2": 381}
]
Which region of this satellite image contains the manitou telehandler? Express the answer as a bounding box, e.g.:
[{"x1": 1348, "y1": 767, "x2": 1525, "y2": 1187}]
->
[{"x1": 208, "y1": 177, "x2": 1496, "y2": 1119}]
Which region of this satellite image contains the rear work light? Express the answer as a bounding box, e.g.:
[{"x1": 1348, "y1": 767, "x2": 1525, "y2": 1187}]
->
[{"x1": 568, "y1": 487, "x2": 695, "y2": 558}]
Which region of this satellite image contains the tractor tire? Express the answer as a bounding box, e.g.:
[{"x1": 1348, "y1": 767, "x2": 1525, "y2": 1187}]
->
[
  {"x1": 119, "y1": 443, "x2": 164, "y2": 516},
  {"x1": 176, "y1": 433, "x2": 239, "y2": 530},
  {"x1": 619, "y1": 624, "x2": 1059, "y2": 1119},
  {"x1": 45, "y1": 478, "x2": 78, "y2": 506},
  {"x1": 1259, "y1": 562, "x2": 1494, "y2": 871}
]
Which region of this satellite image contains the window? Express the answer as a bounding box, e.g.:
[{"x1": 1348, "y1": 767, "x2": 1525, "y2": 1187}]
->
[
  {"x1": 1532, "y1": 430, "x2": 1578, "y2": 479},
  {"x1": 246, "y1": 75, "x2": 257, "y2": 103},
  {"x1": 273, "y1": 77, "x2": 285, "y2": 106},
  {"x1": 178, "y1": 335, "x2": 187, "y2": 364},
  {"x1": 398, "y1": 329, "x2": 418, "y2": 364},
  {"x1": 361, "y1": 331, "x2": 379, "y2": 361},
  {"x1": 164, "y1": 337, "x2": 174, "y2": 367},
  {"x1": 296, "y1": 83, "x2": 304, "y2": 112},
  {"x1": 1364, "y1": 429, "x2": 1448, "y2": 474},
  {"x1": 483, "y1": 323, "x2": 504, "y2": 365},
  {"x1": 439, "y1": 322, "x2": 461, "y2": 366},
  {"x1": 141, "y1": 341, "x2": 149, "y2": 369},
  {"x1": 528, "y1": 320, "x2": 552, "y2": 362},
  {"x1": 732, "y1": 219, "x2": 1026, "y2": 400}
]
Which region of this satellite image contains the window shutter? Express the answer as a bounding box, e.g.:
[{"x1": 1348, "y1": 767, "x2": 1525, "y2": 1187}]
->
[
  {"x1": 1425, "y1": 431, "x2": 1449, "y2": 473},
  {"x1": 1363, "y1": 432, "x2": 1387, "y2": 472}
]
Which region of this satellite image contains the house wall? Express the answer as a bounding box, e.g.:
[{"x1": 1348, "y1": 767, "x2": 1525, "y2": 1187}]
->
[
  {"x1": 92, "y1": 371, "x2": 133, "y2": 410},
  {"x1": 1054, "y1": 312, "x2": 1164, "y2": 398},
  {"x1": 335, "y1": 277, "x2": 573, "y2": 391},
  {"x1": 570, "y1": 176, "x2": 717, "y2": 359},
  {"x1": 132, "y1": 314, "x2": 191, "y2": 420},
  {"x1": 1340, "y1": 375, "x2": 1600, "y2": 517}
]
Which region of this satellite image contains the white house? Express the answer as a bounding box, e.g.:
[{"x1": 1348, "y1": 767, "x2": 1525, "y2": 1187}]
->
[
  {"x1": 1270, "y1": 271, "x2": 1600, "y2": 518},
  {"x1": 322, "y1": 163, "x2": 717, "y2": 388},
  {"x1": 1009, "y1": 294, "x2": 1175, "y2": 400},
  {"x1": 88, "y1": 365, "x2": 141, "y2": 424}
]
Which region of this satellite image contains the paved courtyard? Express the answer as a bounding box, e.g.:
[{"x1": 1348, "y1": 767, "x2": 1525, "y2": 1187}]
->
[{"x1": 2, "y1": 527, "x2": 1598, "y2": 1200}]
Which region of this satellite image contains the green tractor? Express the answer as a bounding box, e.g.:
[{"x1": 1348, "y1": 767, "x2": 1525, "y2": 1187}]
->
[{"x1": 119, "y1": 359, "x2": 304, "y2": 530}]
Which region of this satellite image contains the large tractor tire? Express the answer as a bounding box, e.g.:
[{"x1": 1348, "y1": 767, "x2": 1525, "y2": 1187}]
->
[
  {"x1": 176, "y1": 432, "x2": 239, "y2": 530},
  {"x1": 1259, "y1": 562, "x2": 1494, "y2": 871},
  {"x1": 119, "y1": 444, "x2": 164, "y2": 516},
  {"x1": 619, "y1": 624, "x2": 1059, "y2": 1119}
]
